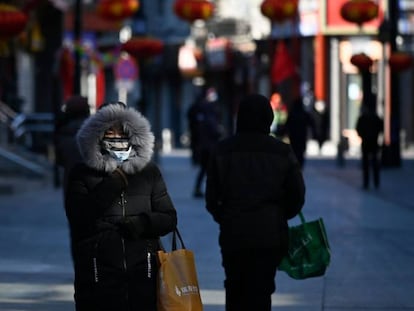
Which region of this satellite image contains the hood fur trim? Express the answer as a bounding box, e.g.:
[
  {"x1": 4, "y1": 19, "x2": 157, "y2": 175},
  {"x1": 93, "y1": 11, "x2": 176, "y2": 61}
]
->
[{"x1": 76, "y1": 104, "x2": 154, "y2": 174}]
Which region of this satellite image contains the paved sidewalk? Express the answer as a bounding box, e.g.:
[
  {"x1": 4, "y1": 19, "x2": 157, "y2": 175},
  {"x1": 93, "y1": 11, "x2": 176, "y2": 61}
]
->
[{"x1": 0, "y1": 149, "x2": 413, "y2": 310}]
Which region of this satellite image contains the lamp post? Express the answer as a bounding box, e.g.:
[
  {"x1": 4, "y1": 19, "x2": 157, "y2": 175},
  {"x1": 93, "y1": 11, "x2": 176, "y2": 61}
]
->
[
  {"x1": 380, "y1": 0, "x2": 401, "y2": 167},
  {"x1": 73, "y1": 0, "x2": 82, "y2": 95}
]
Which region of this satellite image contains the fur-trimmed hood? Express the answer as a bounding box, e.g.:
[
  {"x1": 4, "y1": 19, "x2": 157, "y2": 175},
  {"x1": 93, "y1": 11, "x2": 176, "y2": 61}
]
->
[{"x1": 76, "y1": 104, "x2": 155, "y2": 174}]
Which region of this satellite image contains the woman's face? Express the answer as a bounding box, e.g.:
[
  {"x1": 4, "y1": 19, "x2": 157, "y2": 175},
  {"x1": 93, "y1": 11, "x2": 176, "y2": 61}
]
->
[{"x1": 104, "y1": 124, "x2": 125, "y2": 138}]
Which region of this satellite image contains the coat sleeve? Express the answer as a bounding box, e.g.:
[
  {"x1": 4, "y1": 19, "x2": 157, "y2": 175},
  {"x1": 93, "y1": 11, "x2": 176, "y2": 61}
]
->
[
  {"x1": 141, "y1": 164, "x2": 177, "y2": 237},
  {"x1": 282, "y1": 149, "x2": 306, "y2": 219},
  {"x1": 65, "y1": 164, "x2": 127, "y2": 232},
  {"x1": 205, "y1": 147, "x2": 222, "y2": 223}
]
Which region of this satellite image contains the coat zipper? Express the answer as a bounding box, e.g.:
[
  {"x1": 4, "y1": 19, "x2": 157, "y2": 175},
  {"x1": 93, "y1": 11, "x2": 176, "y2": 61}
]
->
[
  {"x1": 147, "y1": 241, "x2": 152, "y2": 279},
  {"x1": 93, "y1": 242, "x2": 99, "y2": 283},
  {"x1": 120, "y1": 191, "x2": 129, "y2": 305},
  {"x1": 121, "y1": 191, "x2": 127, "y2": 272}
]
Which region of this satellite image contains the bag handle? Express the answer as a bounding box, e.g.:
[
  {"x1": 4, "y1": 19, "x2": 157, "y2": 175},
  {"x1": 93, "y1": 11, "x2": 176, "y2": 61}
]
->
[
  {"x1": 172, "y1": 228, "x2": 186, "y2": 251},
  {"x1": 298, "y1": 211, "x2": 306, "y2": 224}
]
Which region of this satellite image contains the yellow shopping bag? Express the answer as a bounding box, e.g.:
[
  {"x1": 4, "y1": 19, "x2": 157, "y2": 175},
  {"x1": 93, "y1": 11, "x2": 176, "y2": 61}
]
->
[{"x1": 157, "y1": 229, "x2": 203, "y2": 311}]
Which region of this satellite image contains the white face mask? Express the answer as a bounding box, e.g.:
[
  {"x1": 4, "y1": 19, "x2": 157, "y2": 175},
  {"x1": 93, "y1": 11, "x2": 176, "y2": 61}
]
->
[{"x1": 107, "y1": 146, "x2": 132, "y2": 163}]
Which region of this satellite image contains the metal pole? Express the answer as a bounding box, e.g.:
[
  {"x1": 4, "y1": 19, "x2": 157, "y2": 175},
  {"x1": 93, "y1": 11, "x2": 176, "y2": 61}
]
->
[
  {"x1": 382, "y1": 0, "x2": 401, "y2": 167},
  {"x1": 73, "y1": 0, "x2": 82, "y2": 95}
]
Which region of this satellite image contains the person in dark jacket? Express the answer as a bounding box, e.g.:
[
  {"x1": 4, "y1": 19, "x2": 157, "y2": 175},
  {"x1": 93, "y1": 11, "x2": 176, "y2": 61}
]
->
[
  {"x1": 65, "y1": 102, "x2": 177, "y2": 311},
  {"x1": 55, "y1": 95, "x2": 90, "y2": 197},
  {"x1": 205, "y1": 93, "x2": 305, "y2": 311},
  {"x1": 356, "y1": 104, "x2": 383, "y2": 189},
  {"x1": 284, "y1": 96, "x2": 315, "y2": 168},
  {"x1": 187, "y1": 87, "x2": 222, "y2": 198}
]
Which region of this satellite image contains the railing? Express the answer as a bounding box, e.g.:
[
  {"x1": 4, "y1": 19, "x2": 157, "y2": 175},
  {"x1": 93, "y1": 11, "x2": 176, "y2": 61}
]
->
[
  {"x1": 10, "y1": 112, "x2": 54, "y2": 139},
  {"x1": 0, "y1": 101, "x2": 54, "y2": 177}
]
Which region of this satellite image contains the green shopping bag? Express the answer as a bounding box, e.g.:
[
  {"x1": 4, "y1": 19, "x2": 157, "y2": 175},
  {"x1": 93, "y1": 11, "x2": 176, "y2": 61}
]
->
[{"x1": 278, "y1": 212, "x2": 331, "y2": 280}]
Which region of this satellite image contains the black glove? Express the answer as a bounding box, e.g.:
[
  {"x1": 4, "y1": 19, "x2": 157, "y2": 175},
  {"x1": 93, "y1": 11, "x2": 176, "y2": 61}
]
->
[{"x1": 117, "y1": 215, "x2": 149, "y2": 240}]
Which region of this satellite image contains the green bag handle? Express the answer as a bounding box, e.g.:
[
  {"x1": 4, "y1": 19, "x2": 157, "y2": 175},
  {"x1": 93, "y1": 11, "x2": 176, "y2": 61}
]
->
[{"x1": 298, "y1": 211, "x2": 306, "y2": 224}]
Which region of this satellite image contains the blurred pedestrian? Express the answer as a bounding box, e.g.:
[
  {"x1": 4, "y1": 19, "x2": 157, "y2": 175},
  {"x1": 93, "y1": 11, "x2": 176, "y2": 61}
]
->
[
  {"x1": 205, "y1": 93, "x2": 305, "y2": 311},
  {"x1": 65, "y1": 102, "x2": 177, "y2": 311},
  {"x1": 55, "y1": 95, "x2": 90, "y2": 197},
  {"x1": 269, "y1": 92, "x2": 288, "y2": 139},
  {"x1": 284, "y1": 96, "x2": 315, "y2": 168},
  {"x1": 356, "y1": 104, "x2": 383, "y2": 190},
  {"x1": 187, "y1": 87, "x2": 222, "y2": 198}
]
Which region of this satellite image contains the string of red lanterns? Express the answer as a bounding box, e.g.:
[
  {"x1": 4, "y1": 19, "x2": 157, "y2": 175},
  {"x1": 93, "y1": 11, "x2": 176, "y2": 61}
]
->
[
  {"x1": 173, "y1": 0, "x2": 214, "y2": 23},
  {"x1": 121, "y1": 37, "x2": 164, "y2": 59},
  {"x1": 350, "y1": 53, "x2": 374, "y2": 71},
  {"x1": 340, "y1": 0, "x2": 379, "y2": 27},
  {"x1": 97, "y1": 0, "x2": 140, "y2": 21},
  {"x1": 260, "y1": 0, "x2": 299, "y2": 24},
  {"x1": 0, "y1": 3, "x2": 28, "y2": 40},
  {"x1": 388, "y1": 52, "x2": 413, "y2": 72}
]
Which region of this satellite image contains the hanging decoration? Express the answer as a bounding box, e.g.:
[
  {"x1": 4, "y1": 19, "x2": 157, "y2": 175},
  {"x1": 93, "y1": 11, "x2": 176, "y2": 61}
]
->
[
  {"x1": 121, "y1": 37, "x2": 164, "y2": 59},
  {"x1": 173, "y1": 0, "x2": 214, "y2": 23},
  {"x1": 260, "y1": 0, "x2": 299, "y2": 23},
  {"x1": 340, "y1": 0, "x2": 379, "y2": 27},
  {"x1": 97, "y1": 0, "x2": 140, "y2": 21},
  {"x1": 388, "y1": 52, "x2": 413, "y2": 72},
  {"x1": 350, "y1": 53, "x2": 373, "y2": 71},
  {"x1": 271, "y1": 41, "x2": 297, "y2": 84},
  {"x1": 0, "y1": 4, "x2": 28, "y2": 39}
]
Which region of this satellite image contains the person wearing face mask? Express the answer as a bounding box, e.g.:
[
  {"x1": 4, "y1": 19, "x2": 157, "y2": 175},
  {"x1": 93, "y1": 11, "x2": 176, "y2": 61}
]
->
[{"x1": 64, "y1": 102, "x2": 177, "y2": 311}]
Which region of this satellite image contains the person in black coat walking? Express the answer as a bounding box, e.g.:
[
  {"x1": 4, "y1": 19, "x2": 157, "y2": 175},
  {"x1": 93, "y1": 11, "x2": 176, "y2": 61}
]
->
[
  {"x1": 284, "y1": 96, "x2": 315, "y2": 168},
  {"x1": 55, "y1": 95, "x2": 90, "y2": 197},
  {"x1": 356, "y1": 104, "x2": 383, "y2": 189},
  {"x1": 205, "y1": 93, "x2": 305, "y2": 311},
  {"x1": 187, "y1": 87, "x2": 222, "y2": 197},
  {"x1": 65, "y1": 102, "x2": 177, "y2": 311}
]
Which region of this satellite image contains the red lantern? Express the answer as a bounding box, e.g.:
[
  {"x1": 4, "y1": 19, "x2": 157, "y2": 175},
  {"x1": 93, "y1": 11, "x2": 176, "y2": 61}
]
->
[
  {"x1": 97, "y1": 0, "x2": 140, "y2": 21},
  {"x1": 350, "y1": 53, "x2": 373, "y2": 71},
  {"x1": 173, "y1": 0, "x2": 214, "y2": 22},
  {"x1": 0, "y1": 4, "x2": 28, "y2": 39},
  {"x1": 340, "y1": 0, "x2": 379, "y2": 26},
  {"x1": 260, "y1": 0, "x2": 299, "y2": 23},
  {"x1": 121, "y1": 37, "x2": 164, "y2": 59},
  {"x1": 389, "y1": 52, "x2": 412, "y2": 72}
]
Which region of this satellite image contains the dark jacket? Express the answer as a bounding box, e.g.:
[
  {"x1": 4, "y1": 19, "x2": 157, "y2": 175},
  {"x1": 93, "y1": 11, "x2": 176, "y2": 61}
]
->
[
  {"x1": 205, "y1": 94, "x2": 305, "y2": 253},
  {"x1": 187, "y1": 97, "x2": 221, "y2": 164},
  {"x1": 55, "y1": 116, "x2": 88, "y2": 193},
  {"x1": 65, "y1": 104, "x2": 177, "y2": 311},
  {"x1": 356, "y1": 110, "x2": 383, "y2": 152}
]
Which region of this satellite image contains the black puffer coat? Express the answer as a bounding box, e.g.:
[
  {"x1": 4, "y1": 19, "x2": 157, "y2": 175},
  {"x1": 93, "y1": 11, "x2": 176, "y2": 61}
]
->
[
  {"x1": 205, "y1": 94, "x2": 305, "y2": 253},
  {"x1": 65, "y1": 104, "x2": 177, "y2": 311}
]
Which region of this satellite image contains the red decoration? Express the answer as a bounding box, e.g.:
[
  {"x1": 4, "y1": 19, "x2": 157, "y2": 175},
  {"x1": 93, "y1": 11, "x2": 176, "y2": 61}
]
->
[
  {"x1": 350, "y1": 53, "x2": 373, "y2": 71},
  {"x1": 260, "y1": 0, "x2": 299, "y2": 23},
  {"x1": 271, "y1": 41, "x2": 297, "y2": 84},
  {"x1": 389, "y1": 52, "x2": 412, "y2": 72},
  {"x1": 121, "y1": 37, "x2": 164, "y2": 59},
  {"x1": 97, "y1": 0, "x2": 140, "y2": 21},
  {"x1": 340, "y1": 0, "x2": 379, "y2": 26},
  {"x1": 173, "y1": 0, "x2": 214, "y2": 22},
  {"x1": 0, "y1": 4, "x2": 28, "y2": 39}
]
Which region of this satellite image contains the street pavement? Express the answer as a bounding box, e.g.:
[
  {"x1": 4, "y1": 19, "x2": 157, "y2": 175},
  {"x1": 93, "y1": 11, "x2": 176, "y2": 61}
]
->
[{"x1": 0, "y1": 148, "x2": 414, "y2": 311}]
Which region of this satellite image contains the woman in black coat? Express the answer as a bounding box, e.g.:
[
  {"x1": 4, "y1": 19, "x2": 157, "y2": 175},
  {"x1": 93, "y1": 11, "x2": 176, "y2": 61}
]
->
[
  {"x1": 65, "y1": 102, "x2": 177, "y2": 311},
  {"x1": 206, "y1": 94, "x2": 305, "y2": 311}
]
